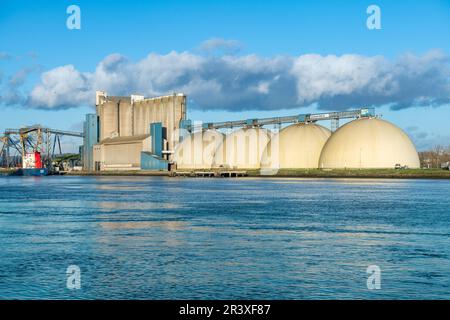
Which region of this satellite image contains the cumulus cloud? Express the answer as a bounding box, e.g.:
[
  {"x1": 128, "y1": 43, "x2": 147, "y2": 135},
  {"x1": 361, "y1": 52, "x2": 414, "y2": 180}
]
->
[
  {"x1": 199, "y1": 38, "x2": 243, "y2": 55},
  {"x1": 19, "y1": 47, "x2": 450, "y2": 111},
  {"x1": 1, "y1": 90, "x2": 24, "y2": 106},
  {"x1": 28, "y1": 65, "x2": 92, "y2": 109},
  {"x1": 0, "y1": 65, "x2": 41, "y2": 106},
  {"x1": 9, "y1": 66, "x2": 39, "y2": 87},
  {"x1": 407, "y1": 127, "x2": 450, "y2": 151},
  {"x1": 291, "y1": 50, "x2": 450, "y2": 110}
]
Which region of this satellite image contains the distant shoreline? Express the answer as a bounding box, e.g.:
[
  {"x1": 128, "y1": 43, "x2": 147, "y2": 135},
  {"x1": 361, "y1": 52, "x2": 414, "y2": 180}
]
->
[
  {"x1": 254, "y1": 168, "x2": 450, "y2": 179},
  {"x1": 3, "y1": 168, "x2": 450, "y2": 179},
  {"x1": 58, "y1": 168, "x2": 450, "y2": 179}
]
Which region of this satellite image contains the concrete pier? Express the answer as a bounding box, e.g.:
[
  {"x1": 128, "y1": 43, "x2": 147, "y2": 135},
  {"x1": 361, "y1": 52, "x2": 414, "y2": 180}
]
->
[{"x1": 171, "y1": 170, "x2": 248, "y2": 178}]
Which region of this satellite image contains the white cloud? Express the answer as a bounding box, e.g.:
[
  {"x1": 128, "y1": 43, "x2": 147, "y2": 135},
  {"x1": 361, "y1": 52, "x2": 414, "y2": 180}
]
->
[
  {"x1": 0, "y1": 65, "x2": 40, "y2": 106},
  {"x1": 20, "y1": 47, "x2": 450, "y2": 111},
  {"x1": 28, "y1": 65, "x2": 92, "y2": 109},
  {"x1": 199, "y1": 38, "x2": 243, "y2": 54},
  {"x1": 292, "y1": 54, "x2": 389, "y2": 103},
  {"x1": 9, "y1": 66, "x2": 39, "y2": 86}
]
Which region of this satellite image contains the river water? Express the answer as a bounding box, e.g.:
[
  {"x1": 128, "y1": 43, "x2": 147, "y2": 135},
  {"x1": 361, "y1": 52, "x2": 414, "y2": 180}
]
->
[{"x1": 0, "y1": 176, "x2": 449, "y2": 299}]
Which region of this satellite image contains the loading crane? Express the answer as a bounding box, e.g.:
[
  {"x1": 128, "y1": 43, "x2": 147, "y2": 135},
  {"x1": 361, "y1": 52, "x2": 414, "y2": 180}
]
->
[
  {"x1": 200, "y1": 108, "x2": 375, "y2": 130},
  {"x1": 0, "y1": 125, "x2": 83, "y2": 169}
]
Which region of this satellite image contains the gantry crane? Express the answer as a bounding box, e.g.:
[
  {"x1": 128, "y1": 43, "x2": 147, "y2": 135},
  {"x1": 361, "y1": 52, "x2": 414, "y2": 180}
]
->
[{"x1": 0, "y1": 125, "x2": 83, "y2": 169}]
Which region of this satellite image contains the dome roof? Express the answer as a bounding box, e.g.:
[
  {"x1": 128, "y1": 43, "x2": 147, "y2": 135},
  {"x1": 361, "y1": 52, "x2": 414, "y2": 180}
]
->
[
  {"x1": 319, "y1": 118, "x2": 420, "y2": 169},
  {"x1": 213, "y1": 127, "x2": 272, "y2": 169},
  {"x1": 173, "y1": 130, "x2": 224, "y2": 169},
  {"x1": 261, "y1": 123, "x2": 331, "y2": 169}
]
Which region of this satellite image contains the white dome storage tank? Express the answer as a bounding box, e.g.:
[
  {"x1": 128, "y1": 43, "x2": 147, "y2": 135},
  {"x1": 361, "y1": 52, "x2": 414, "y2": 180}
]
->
[
  {"x1": 261, "y1": 123, "x2": 331, "y2": 169},
  {"x1": 213, "y1": 127, "x2": 272, "y2": 169},
  {"x1": 319, "y1": 117, "x2": 420, "y2": 169},
  {"x1": 173, "y1": 130, "x2": 224, "y2": 169}
]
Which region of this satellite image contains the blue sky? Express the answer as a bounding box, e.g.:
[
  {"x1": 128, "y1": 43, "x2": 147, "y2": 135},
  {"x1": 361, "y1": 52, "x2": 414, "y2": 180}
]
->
[{"x1": 1, "y1": 0, "x2": 450, "y2": 151}]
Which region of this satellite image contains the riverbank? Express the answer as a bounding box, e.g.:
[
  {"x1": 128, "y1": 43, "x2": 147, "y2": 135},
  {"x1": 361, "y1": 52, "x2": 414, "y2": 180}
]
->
[
  {"x1": 0, "y1": 169, "x2": 16, "y2": 176},
  {"x1": 4, "y1": 168, "x2": 450, "y2": 179},
  {"x1": 254, "y1": 168, "x2": 450, "y2": 179},
  {"x1": 64, "y1": 168, "x2": 450, "y2": 179},
  {"x1": 66, "y1": 170, "x2": 170, "y2": 176}
]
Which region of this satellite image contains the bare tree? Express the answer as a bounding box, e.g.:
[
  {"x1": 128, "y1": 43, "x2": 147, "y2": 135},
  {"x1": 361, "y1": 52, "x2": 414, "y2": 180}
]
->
[{"x1": 419, "y1": 144, "x2": 450, "y2": 168}]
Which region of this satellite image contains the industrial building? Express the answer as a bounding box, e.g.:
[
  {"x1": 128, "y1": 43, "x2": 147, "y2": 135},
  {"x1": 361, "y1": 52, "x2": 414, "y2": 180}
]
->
[
  {"x1": 83, "y1": 91, "x2": 186, "y2": 171},
  {"x1": 318, "y1": 117, "x2": 420, "y2": 169},
  {"x1": 212, "y1": 127, "x2": 273, "y2": 170},
  {"x1": 0, "y1": 124, "x2": 84, "y2": 175},
  {"x1": 173, "y1": 109, "x2": 420, "y2": 171},
  {"x1": 174, "y1": 130, "x2": 224, "y2": 170},
  {"x1": 82, "y1": 91, "x2": 420, "y2": 172},
  {"x1": 261, "y1": 123, "x2": 331, "y2": 170}
]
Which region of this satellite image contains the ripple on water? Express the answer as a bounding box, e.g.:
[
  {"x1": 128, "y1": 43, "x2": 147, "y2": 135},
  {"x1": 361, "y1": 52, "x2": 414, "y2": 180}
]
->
[{"x1": 0, "y1": 176, "x2": 450, "y2": 299}]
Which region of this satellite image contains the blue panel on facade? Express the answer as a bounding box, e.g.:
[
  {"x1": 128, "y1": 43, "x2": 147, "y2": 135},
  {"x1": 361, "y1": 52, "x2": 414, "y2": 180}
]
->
[
  {"x1": 83, "y1": 114, "x2": 99, "y2": 171},
  {"x1": 179, "y1": 119, "x2": 192, "y2": 142},
  {"x1": 150, "y1": 122, "x2": 163, "y2": 157},
  {"x1": 141, "y1": 152, "x2": 169, "y2": 171}
]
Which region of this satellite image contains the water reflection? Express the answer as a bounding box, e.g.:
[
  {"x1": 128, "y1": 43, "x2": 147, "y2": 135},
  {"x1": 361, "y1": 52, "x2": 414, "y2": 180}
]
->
[
  {"x1": 99, "y1": 221, "x2": 187, "y2": 230},
  {"x1": 0, "y1": 176, "x2": 449, "y2": 299},
  {"x1": 97, "y1": 201, "x2": 181, "y2": 210}
]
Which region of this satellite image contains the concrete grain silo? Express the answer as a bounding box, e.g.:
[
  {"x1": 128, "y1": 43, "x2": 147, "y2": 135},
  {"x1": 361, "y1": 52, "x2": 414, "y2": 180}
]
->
[
  {"x1": 100, "y1": 100, "x2": 119, "y2": 140},
  {"x1": 213, "y1": 127, "x2": 272, "y2": 169},
  {"x1": 119, "y1": 100, "x2": 133, "y2": 137},
  {"x1": 91, "y1": 91, "x2": 186, "y2": 171},
  {"x1": 319, "y1": 118, "x2": 420, "y2": 169},
  {"x1": 261, "y1": 123, "x2": 331, "y2": 169},
  {"x1": 173, "y1": 130, "x2": 224, "y2": 169}
]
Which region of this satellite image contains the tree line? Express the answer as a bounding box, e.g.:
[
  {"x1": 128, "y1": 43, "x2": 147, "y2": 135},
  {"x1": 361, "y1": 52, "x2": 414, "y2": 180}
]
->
[{"x1": 419, "y1": 145, "x2": 450, "y2": 168}]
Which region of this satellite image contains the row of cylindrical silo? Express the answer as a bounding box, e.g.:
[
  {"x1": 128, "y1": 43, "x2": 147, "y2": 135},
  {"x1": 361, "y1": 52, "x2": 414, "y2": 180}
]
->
[{"x1": 173, "y1": 117, "x2": 420, "y2": 170}]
